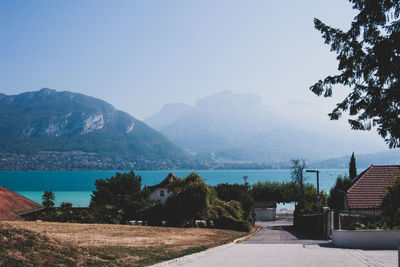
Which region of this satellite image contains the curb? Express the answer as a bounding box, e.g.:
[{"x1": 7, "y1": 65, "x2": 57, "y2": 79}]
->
[{"x1": 149, "y1": 232, "x2": 256, "y2": 266}]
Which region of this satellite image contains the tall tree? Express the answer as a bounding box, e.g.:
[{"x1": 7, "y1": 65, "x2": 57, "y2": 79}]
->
[
  {"x1": 290, "y1": 159, "x2": 307, "y2": 198},
  {"x1": 311, "y1": 0, "x2": 400, "y2": 148},
  {"x1": 349, "y1": 152, "x2": 357, "y2": 179},
  {"x1": 328, "y1": 175, "x2": 352, "y2": 210},
  {"x1": 42, "y1": 190, "x2": 55, "y2": 209},
  {"x1": 90, "y1": 170, "x2": 150, "y2": 223}
]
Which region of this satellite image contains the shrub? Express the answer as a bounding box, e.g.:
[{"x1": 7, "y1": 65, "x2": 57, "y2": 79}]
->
[
  {"x1": 328, "y1": 175, "x2": 351, "y2": 210},
  {"x1": 214, "y1": 216, "x2": 251, "y2": 232},
  {"x1": 381, "y1": 175, "x2": 400, "y2": 227},
  {"x1": 215, "y1": 183, "x2": 254, "y2": 220},
  {"x1": 251, "y1": 181, "x2": 298, "y2": 203},
  {"x1": 90, "y1": 170, "x2": 150, "y2": 223},
  {"x1": 164, "y1": 173, "x2": 214, "y2": 227}
]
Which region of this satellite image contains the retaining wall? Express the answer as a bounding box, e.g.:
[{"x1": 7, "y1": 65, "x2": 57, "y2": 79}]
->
[{"x1": 332, "y1": 229, "x2": 400, "y2": 249}]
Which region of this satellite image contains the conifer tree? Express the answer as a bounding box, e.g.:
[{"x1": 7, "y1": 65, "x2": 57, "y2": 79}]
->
[{"x1": 349, "y1": 152, "x2": 357, "y2": 179}]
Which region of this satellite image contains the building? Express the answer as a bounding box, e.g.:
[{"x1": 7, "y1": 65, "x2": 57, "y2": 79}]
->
[
  {"x1": 0, "y1": 185, "x2": 43, "y2": 220},
  {"x1": 254, "y1": 201, "x2": 276, "y2": 221},
  {"x1": 148, "y1": 173, "x2": 178, "y2": 205},
  {"x1": 345, "y1": 165, "x2": 400, "y2": 214}
]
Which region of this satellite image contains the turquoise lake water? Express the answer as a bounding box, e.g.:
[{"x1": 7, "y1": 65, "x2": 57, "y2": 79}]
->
[{"x1": 0, "y1": 169, "x2": 349, "y2": 209}]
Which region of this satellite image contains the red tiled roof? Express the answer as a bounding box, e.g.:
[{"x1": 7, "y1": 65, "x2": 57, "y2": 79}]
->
[
  {"x1": 0, "y1": 185, "x2": 43, "y2": 220},
  {"x1": 346, "y1": 165, "x2": 400, "y2": 210}
]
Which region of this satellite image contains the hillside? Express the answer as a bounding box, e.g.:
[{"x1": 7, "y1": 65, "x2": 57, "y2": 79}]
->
[
  {"x1": 310, "y1": 150, "x2": 400, "y2": 169},
  {"x1": 0, "y1": 88, "x2": 197, "y2": 170},
  {"x1": 145, "y1": 91, "x2": 388, "y2": 165}
]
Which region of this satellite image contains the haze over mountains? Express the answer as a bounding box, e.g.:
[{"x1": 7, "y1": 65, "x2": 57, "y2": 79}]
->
[
  {"x1": 0, "y1": 88, "x2": 196, "y2": 170},
  {"x1": 0, "y1": 89, "x2": 397, "y2": 170},
  {"x1": 145, "y1": 91, "x2": 398, "y2": 166}
]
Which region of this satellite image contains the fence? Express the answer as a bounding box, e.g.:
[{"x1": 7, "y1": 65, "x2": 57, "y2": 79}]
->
[{"x1": 332, "y1": 209, "x2": 381, "y2": 231}]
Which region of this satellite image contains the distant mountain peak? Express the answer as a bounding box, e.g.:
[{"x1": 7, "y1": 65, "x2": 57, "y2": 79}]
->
[{"x1": 0, "y1": 89, "x2": 195, "y2": 170}]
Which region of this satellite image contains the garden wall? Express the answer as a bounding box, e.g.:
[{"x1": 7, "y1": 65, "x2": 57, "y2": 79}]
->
[{"x1": 332, "y1": 230, "x2": 400, "y2": 249}]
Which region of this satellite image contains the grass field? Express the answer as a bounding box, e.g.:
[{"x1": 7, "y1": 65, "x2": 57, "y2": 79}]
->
[{"x1": 1, "y1": 221, "x2": 250, "y2": 266}]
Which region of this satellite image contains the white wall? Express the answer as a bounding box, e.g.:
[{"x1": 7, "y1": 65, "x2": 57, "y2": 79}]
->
[
  {"x1": 333, "y1": 230, "x2": 400, "y2": 249},
  {"x1": 149, "y1": 188, "x2": 171, "y2": 205},
  {"x1": 255, "y1": 208, "x2": 276, "y2": 221}
]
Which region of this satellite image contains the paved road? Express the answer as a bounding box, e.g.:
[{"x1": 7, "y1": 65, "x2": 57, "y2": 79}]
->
[
  {"x1": 154, "y1": 220, "x2": 398, "y2": 267},
  {"x1": 245, "y1": 220, "x2": 330, "y2": 245}
]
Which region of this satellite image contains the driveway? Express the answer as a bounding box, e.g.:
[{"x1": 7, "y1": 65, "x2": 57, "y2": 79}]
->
[
  {"x1": 153, "y1": 220, "x2": 398, "y2": 267},
  {"x1": 245, "y1": 220, "x2": 330, "y2": 245}
]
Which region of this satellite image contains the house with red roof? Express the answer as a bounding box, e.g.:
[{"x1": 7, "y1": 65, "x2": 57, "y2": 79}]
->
[
  {"x1": 345, "y1": 165, "x2": 400, "y2": 214},
  {"x1": 147, "y1": 173, "x2": 178, "y2": 205},
  {"x1": 0, "y1": 185, "x2": 43, "y2": 220}
]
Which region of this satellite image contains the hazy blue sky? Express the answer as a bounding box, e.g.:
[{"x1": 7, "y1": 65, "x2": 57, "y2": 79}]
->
[{"x1": 1, "y1": 0, "x2": 389, "y2": 148}]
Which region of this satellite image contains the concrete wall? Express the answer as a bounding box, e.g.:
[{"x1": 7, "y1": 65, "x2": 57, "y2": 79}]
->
[
  {"x1": 255, "y1": 208, "x2": 276, "y2": 221},
  {"x1": 149, "y1": 188, "x2": 171, "y2": 205},
  {"x1": 332, "y1": 230, "x2": 400, "y2": 249}
]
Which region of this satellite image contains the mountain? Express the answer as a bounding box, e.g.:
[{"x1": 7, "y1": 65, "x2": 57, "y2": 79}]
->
[
  {"x1": 144, "y1": 103, "x2": 192, "y2": 131},
  {"x1": 0, "y1": 88, "x2": 197, "y2": 170},
  {"x1": 310, "y1": 150, "x2": 400, "y2": 169},
  {"x1": 145, "y1": 91, "x2": 389, "y2": 165}
]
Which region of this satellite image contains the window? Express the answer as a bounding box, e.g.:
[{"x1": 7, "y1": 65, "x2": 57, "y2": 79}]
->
[{"x1": 159, "y1": 190, "x2": 165, "y2": 197}]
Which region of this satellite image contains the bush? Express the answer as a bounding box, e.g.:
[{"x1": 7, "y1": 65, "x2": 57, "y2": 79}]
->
[
  {"x1": 294, "y1": 184, "x2": 328, "y2": 215},
  {"x1": 214, "y1": 216, "x2": 251, "y2": 232},
  {"x1": 90, "y1": 170, "x2": 150, "y2": 223},
  {"x1": 381, "y1": 175, "x2": 400, "y2": 227},
  {"x1": 164, "y1": 173, "x2": 214, "y2": 227},
  {"x1": 215, "y1": 183, "x2": 254, "y2": 220},
  {"x1": 251, "y1": 181, "x2": 298, "y2": 203},
  {"x1": 328, "y1": 175, "x2": 351, "y2": 210},
  {"x1": 144, "y1": 202, "x2": 166, "y2": 226}
]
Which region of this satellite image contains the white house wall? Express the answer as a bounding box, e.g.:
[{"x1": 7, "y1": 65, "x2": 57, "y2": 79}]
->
[{"x1": 149, "y1": 188, "x2": 171, "y2": 205}]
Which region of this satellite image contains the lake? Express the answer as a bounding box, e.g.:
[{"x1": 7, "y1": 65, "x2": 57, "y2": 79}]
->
[{"x1": 0, "y1": 169, "x2": 349, "y2": 209}]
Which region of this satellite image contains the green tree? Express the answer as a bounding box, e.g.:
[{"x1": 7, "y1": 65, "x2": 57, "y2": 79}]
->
[
  {"x1": 290, "y1": 159, "x2": 306, "y2": 199},
  {"x1": 215, "y1": 183, "x2": 254, "y2": 220},
  {"x1": 165, "y1": 173, "x2": 214, "y2": 226},
  {"x1": 311, "y1": 0, "x2": 400, "y2": 148},
  {"x1": 381, "y1": 175, "x2": 400, "y2": 227},
  {"x1": 42, "y1": 190, "x2": 55, "y2": 209},
  {"x1": 328, "y1": 175, "x2": 352, "y2": 210},
  {"x1": 349, "y1": 152, "x2": 357, "y2": 179},
  {"x1": 90, "y1": 170, "x2": 150, "y2": 223},
  {"x1": 251, "y1": 181, "x2": 298, "y2": 203},
  {"x1": 163, "y1": 173, "x2": 250, "y2": 231}
]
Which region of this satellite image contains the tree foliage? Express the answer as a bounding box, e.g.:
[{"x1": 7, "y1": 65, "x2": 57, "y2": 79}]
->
[
  {"x1": 311, "y1": 0, "x2": 400, "y2": 147},
  {"x1": 381, "y1": 175, "x2": 400, "y2": 227},
  {"x1": 162, "y1": 173, "x2": 250, "y2": 231},
  {"x1": 251, "y1": 181, "x2": 298, "y2": 203},
  {"x1": 215, "y1": 183, "x2": 254, "y2": 219},
  {"x1": 42, "y1": 190, "x2": 55, "y2": 209},
  {"x1": 290, "y1": 159, "x2": 306, "y2": 197},
  {"x1": 349, "y1": 152, "x2": 357, "y2": 179},
  {"x1": 328, "y1": 175, "x2": 352, "y2": 210},
  {"x1": 165, "y1": 173, "x2": 214, "y2": 226},
  {"x1": 90, "y1": 170, "x2": 150, "y2": 223},
  {"x1": 297, "y1": 184, "x2": 328, "y2": 214}
]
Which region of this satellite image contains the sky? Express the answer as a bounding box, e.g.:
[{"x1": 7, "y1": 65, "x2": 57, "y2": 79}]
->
[{"x1": 0, "y1": 0, "x2": 391, "y2": 149}]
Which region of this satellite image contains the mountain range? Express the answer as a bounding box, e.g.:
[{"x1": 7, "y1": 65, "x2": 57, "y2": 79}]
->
[
  {"x1": 0, "y1": 88, "x2": 197, "y2": 170},
  {"x1": 0, "y1": 89, "x2": 398, "y2": 170},
  {"x1": 145, "y1": 91, "x2": 399, "y2": 166}
]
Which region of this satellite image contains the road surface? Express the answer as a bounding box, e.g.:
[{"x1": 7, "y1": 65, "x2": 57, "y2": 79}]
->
[{"x1": 152, "y1": 220, "x2": 398, "y2": 267}]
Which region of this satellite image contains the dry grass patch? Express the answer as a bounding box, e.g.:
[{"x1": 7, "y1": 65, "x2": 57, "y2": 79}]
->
[{"x1": 3, "y1": 221, "x2": 250, "y2": 266}]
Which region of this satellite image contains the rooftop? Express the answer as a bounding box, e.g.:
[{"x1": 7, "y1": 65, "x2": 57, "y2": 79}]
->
[
  {"x1": 0, "y1": 185, "x2": 43, "y2": 220},
  {"x1": 346, "y1": 165, "x2": 400, "y2": 210},
  {"x1": 146, "y1": 173, "x2": 178, "y2": 191}
]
